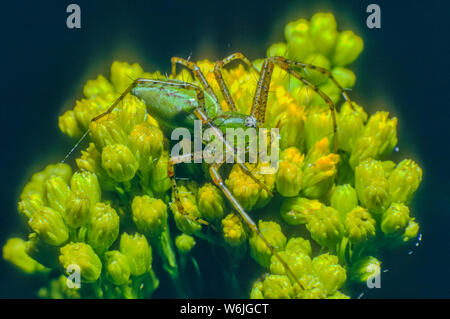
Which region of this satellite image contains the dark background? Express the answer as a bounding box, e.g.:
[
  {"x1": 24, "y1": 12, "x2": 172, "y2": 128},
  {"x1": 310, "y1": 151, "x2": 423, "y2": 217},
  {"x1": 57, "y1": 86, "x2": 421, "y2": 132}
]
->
[{"x1": 0, "y1": 0, "x2": 449, "y2": 298}]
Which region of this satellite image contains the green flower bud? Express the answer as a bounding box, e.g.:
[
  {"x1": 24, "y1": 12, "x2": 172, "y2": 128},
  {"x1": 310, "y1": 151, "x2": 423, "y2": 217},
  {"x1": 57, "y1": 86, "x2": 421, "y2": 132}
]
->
[
  {"x1": 330, "y1": 184, "x2": 358, "y2": 218},
  {"x1": 295, "y1": 274, "x2": 327, "y2": 299},
  {"x1": 364, "y1": 112, "x2": 398, "y2": 158},
  {"x1": 285, "y1": 237, "x2": 312, "y2": 257},
  {"x1": 170, "y1": 184, "x2": 202, "y2": 235},
  {"x1": 150, "y1": 151, "x2": 171, "y2": 194},
  {"x1": 354, "y1": 158, "x2": 390, "y2": 215},
  {"x1": 83, "y1": 75, "x2": 114, "y2": 98},
  {"x1": 304, "y1": 108, "x2": 333, "y2": 151},
  {"x1": 270, "y1": 250, "x2": 312, "y2": 280},
  {"x1": 337, "y1": 101, "x2": 367, "y2": 152},
  {"x1": 119, "y1": 232, "x2": 152, "y2": 276},
  {"x1": 59, "y1": 110, "x2": 82, "y2": 138},
  {"x1": 250, "y1": 280, "x2": 264, "y2": 299},
  {"x1": 87, "y1": 202, "x2": 120, "y2": 254},
  {"x1": 59, "y1": 243, "x2": 102, "y2": 283},
  {"x1": 128, "y1": 122, "x2": 164, "y2": 174},
  {"x1": 45, "y1": 176, "x2": 71, "y2": 214},
  {"x1": 381, "y1": 203, "x2": 410, "y2": 235},
  {"x1": 304, "y1": 137, "x2": 329, "y2": 166},
  {"x1": 267, "y1": 42, "x2": 287, "y2": 57},
  {"x1": 175, "y1": 234, "x2": 196, "y2": 254},
  {"x1": 302, "y1": 153, "x2": 339, "y2": 199},
  {"x1": 332, "y1": 67, "x2": 356, "y2": 90},
  {"x1": 89, "y1": 114, "x2": 128, "y2": 150},
  {"x1": 222, "y1": 213, "x2": 247, "y2": 246},
  {"x1": 116, "y1": 95, "x2": 147, "y2": 134},
  {"x1": 345, "y1": 206, "x2": 376, "y2": 243},
  {"x1": 312, "y1": 253, "x2": 347, "y2": 295},
  {"x1": 402, "y1": 218, "x2": 420, "y2": 243},
  {"x1": 306, "y1": 206, "x2": 345, "y2": 248},
  {"x1": 43, "y1": 163, "x2": 73, "y2": 184},
  {"x1": 388, "y1": 159, "x2": 422, "y2": 204},
  {"x1": 101, "y1": 144, "x2": 139, "y2": 182},
  {"x1": 104, "y1": 250, "x2": 131, "y2": 286},
  {"x1": 64, "y1": 191, "x2": 90, "y2": 228},
  {"x1": 350, "y1": 256, "x2": 381, "y2": 284},
  {"x1": 110, "y1": 61, "x2": 144, "y2": 93},
  {"x1": 3, "y1": 238, "x2": 47, "y2": 274},
  {"x1": 28, "y1": 207, "x2": 69, "y2": 246},
  {"x1": 249, "y1": 221, "x2": 286, "y2": 268},
  {"x1": 197, "y1": 183, "x2": 226, "y2": 221},
  {"x1": 332, "y1": 30, "x2": 364, "y2": 66},
  {"x1": 309, "y1": 13, "x2": 338, "y2": 56},
  {"x1": 70, "y1": 171, "x2": 101, "y2": 208},
  {"x1": 262, "y1": 275, "x2": 294, "y2": 299},
  {"x1": 276, "y1": 147, "x2": 304, "y2": 197},
  {"x1": 280, "y1": 196, "x2": 323, "y2": 225},
  {"x1": 302, "y1": 54, "x2": 331, "y2": 85},
  {"x1": 132, "y1": 195, "x2": 167, "y2": 238},
  {"x1": 18, "y1": 193, "x2": 44, "y2": 219},
  {"x1": 284, "y1": 18, "x2": 315, "y2": 60}
]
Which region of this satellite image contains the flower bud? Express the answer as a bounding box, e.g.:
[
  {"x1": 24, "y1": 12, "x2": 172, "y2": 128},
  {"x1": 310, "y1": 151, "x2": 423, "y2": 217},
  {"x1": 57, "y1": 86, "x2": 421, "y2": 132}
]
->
[
  {"x1": 197, "y1": 183, "x2": 226, "y2": 221},
  {"x1": 280, "y1": 197, "x2": 323, "y2": 225},
  {"x1": 249, "y1": 221, "x2": 286, "y2": 268},
  {"x1": 267, "y1": 42, "x2": 287, "y2": 57},
  {"x1": 276, "y1": 147, "x2": 304, "y2": 197},
  {"x1": 87, "y1": 202, "x2": 120, "y2": 253},
  {"x1": 222, "y1": 213, "x2": 247, "y2": 246},
  {"x1": 116, "y1": 95, "x2": 147, "y2": 134},
  {"x1": 175, "y1": 234, "x2": 196, "y2": 254},
  {"x1": 402, "y1": 218, "x2": 419, "y2": 243},
  {"x1": 132, "y1": 195, "x2": 167, "y2": 238},
  {"x1": 250, "y1": 280, "x2": 264, "y2": 299},
  {"x1": 150, "y1": 151, "x2": 172, "y2": 194},
  {"x1": 73, "y1": 93, "x2": 116, "y2": 130},
  {"x1": 364, "y1": 111, "x2": 398, "y2": 158},
  {"x1": 59, "y1": 243, "x2": 102, "y2": 283},
  {"x1": 304, "y1": 107, "x2": 334, "y2": 151},
  {"x1": 330, "y1": 184, "x2": 358, "y2": 218},
  {"x1": 302, "y1": 153, "x2": 339, "y2": 199},
  {"x1": 104, "y1": 250, "x2": 131, "y2": 286},
  {"x1": 128, "y1": 122, "x2": 164, "y2": 174},
  {"x1": 83, "y1": 75, "x2": 114, "y2": 98},
  {"x1": 355, "y1": 158, "x2": 390, "y2": 215},
  {"x1": 345, "y1": 206, "x2": 376, "y2": 243},
  {"x1": 170, "y1": 184, "x2": 203, "y2": 235},
  {"x1": 284, "y1": 18, "x2": 315, "y2": 60},
  {"x1": 337, "y1": 101, "x2": 367, "y2": 152},
  {"x1": 332, "y1": 30, "x2": 364, "y2": 66},
  {"x1": 101, "y1": 144, "x2": 139, "y2": 182},
  {"x1": 119, "y1": 232, "x2": 152, "y2": 276},
  {"x1": 381, "y1": 203, "x2": 410, "y2": 235},
  {"x1": 262, "y1": 275, "x2": 294, "y2": 299},
  {"x1": 350, "y1": 256, "x2": 381, "y2": 284},
  {"x1": 306, "y1": 206, "x2": 344, "y2": 248},
  {"x1": 59, "y1": 110, "x2": 82, "y2": 138},
  {"x1": 64, "y1": 191, "x2": 90, "y2": 228},
  {"x1": 388, "y1": 159, "x2": 422, "y2": 204},
  {"x1": 270, "y1": 250, "x2": 311, "y2": 280},
  {"x1": 312, "y1": 253, "x2": 346, "y2": 295},
  {"x1": 18, "y1": 193, "x2": 44, "y2": 219},
  {"x1": 89, "y1": 114, "x2": 128, "y2": 150},
  {"x1": 45, "y1": 176, "x2": 71, "y2": 214},
  {"x1": 110, "y1": 61, "x2": 144, "y2": 93},
  {"x1": 3, "y1": 238, "x2": 47, "y2": 274},
  {"x1": 302, "y1": 54, "x2": 331, "y2": 85},
  {"x1": 285, "y1": 237, "x2": 312, "y2": 257},
  {"x1": 70, "y1": 171, "x2": 101, "y2": 207},
  {"x1": 28, "y1": 207, "x2": 69, "y2": 246},
  {"x1": 309, "y1": 13, "x2": 338, "y2": 56}
]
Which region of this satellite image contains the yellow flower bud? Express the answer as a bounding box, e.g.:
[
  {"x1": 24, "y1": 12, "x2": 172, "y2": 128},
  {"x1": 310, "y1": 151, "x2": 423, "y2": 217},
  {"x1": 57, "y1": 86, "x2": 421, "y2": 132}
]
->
[
  {"x1": 309, "y1": 13, "x2": 338, "y2": 56},
  {"x1": 59, "y1": 243, "x2": 102, "y2": 283},
  {"x1": 104, "y1": 250, "x2": 131, "y2": 286},
  {"x1": 275, "y1": 147, "x2": 304, "y2": 197},
  {"x1": 45, "y1": 176, "x2": 71, "y2": 214},
  {"x1": 306, "y1": 206, "x2": 344, "y2": 248},
  {"x1": 267, "y1": 42, "x2": 287, "y2": 57},
  {"x1": 270, "y1": 250, "x2": 312, "y2": 280},
  {"x1": 18, "y1": 193, "x2": 44, "y2": 219},
  {"x1": 222, "y1": 213, "x2": 247, "y2": 246},
  {"x1": 132, "y1": 195, "x2": 168, "y2": 238},
  {"x1": 402, "y1": 218, "x2": 420, "y2": 243},
  {"x1": 280, "y1": 196, "x2": 323, "y2": 225},
  {"x1": 270, "y1": 98, "x2": 305, "y2": 151},
  {"x1": 64, "y1": 191, "x2": 90, "y2": 228},
  {"x1": 332, "y1": 30, "x2": 364, "y2": 66},
  {"x1": 119, "y1": 232, "x2": 152, "y2": 276},
  {"x1": 73, "y1": 93, "x2": 116, "y2": 130},
  {"x1": 59, "y1": 110, "x2": 82, "y2": 138},
  {"x1": 381, "y1": 203, "x2": 410, "y2": 235},
  {"x1": 388, "y1": 159, "x2": 422, "y2": 204},
  {"x1": 345, "y1": 206, "x2": 376, "y2": 244},
  {"x1": 87, "y1": 202, "x2": 120, "y2": 253},
  {"x1": 285, "y1": 237, "x2": 312, "y2": 257},
  {"x1": 337, "y1": 101, "x2": 367, "y2": 152},
  {"x1": 304, "y1": 107, "x2": 334, "y2": 151},
  {"x1": 262, "y1": 275, "x2": 294, "y2": 299},
  {"x1": 175, "y1": 234, "x2": 196, "y2": 254},
  {"x1": 89, "y1": 114, "x2": 128, "y2": 150},
  {"x1": 170, "y1": 184, "x2": 202, "y2": 235},
  {"x1": 110, "y1": 61, "x2": 144, "y2": 92},
  {"x1": 116, "y1": 95, "x2": 147, "y2": 134},
  {"x1": 249, "y1": 221, "x2": 286, "y2": 268},
  {"x1": 355, "y1": 158, "x2": 390, "y2": 215},
  {"x1": 312, "y1": 253, "x2": 346, "y2": 295},
  {"x1": 330, "y1": 184, "x2": 358, "y2": 218},
  {"x1": 150, "y1": 151, "x2": 171, "y2": 194},
  {"x1": 284, "y1": 18, "x2": 315, "y2": 60},
  {"x1": 3, "y1": 238, "x2": 47, "y2": 274},
  {"x1": 83, "y1": 75, "x2": 114, "y2": 98},
  {"x1": 43, "y1": 163, "x2": 73, "y2": 184},
  {"x1": 70, "y1": 171, "x2": 101, "y2": 207},
  {"x1": 101, "y1": 144, "x2": 139, "y2": 182},
  {"x1": 250, "y1": 280, "x2": 264, "y2": 299},
  {"x1": 28, "y1": 207, "x2": 69, "y2": 246},
  {"x1": 302, "y1": 153, "x2": 339, "y2": 199},
  {"x1": 197, "y1": 183, "x2": 226, "y2": 221}
]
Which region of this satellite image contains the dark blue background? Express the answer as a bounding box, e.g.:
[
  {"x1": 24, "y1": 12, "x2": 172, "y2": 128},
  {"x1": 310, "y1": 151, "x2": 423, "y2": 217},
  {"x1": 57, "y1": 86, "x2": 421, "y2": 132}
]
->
[{"x1": 0, "y1": 0, "x2": 449, "y2": 298}]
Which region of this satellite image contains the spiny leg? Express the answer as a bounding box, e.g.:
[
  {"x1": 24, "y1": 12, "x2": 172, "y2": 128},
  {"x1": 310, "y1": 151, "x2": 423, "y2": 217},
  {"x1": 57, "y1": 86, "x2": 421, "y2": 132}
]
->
[
  {"x1": 208, "y1": 163, "x2": 304, "y2": 290},
  {"x1": 214, "y1": 52, "x2": 259, "y2": 111},
  {"x1": 251, "y1": 57, "x2": 339, "y2": 153},
  {"x1": 171, "y1": 57, "x2": 219, "y2": 104}
]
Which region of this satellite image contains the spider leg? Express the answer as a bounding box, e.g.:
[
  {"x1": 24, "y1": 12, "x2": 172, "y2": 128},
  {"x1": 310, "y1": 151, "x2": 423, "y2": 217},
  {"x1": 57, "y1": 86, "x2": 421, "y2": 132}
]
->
[
  {"x1": 171, "y1": 57, "x2": 219, "y2": 105},
  {"x1": 209, "y1": 162, "x2": 304, "y2": 290},
  {"x1": 214, "y1": 52, "x2": 259, "y2": 111}
]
